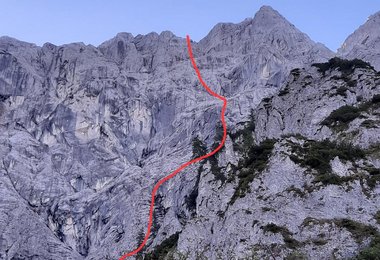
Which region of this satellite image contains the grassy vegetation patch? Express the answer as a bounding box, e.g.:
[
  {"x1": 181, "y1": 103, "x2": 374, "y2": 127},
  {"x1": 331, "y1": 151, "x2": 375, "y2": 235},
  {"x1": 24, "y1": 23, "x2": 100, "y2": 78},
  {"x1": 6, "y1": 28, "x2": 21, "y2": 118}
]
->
[
  {"x1": 334, "y1": 219, "x2": 378, "y2": 243},
  {"x1": 209, "y1": 124, "x2": 226, "y2": 183},
  {"x1": 361, "y1": 120, "x2": 378, "y2": 129},
  {"x1": 285, "y1": 251, "x2": 307, "y2": 260},
  {"x1": 184, "y1": 166, "x2": 201, "y2": 216},
  {"x1": 289, "y1": 139, "x2": 365, "y2": 175},
  {"x1": 367, "y1": 167, "x2": 380, "y2": 189},
  {"x1": 286, "y1": 138, "x2": 377, "y2": 188},
  {"x1": 192, "y1": 128, "x2": 226, "y2": 183},
  {"x1": 145, "y1": 232, "x2": 180, "y2": 260},
  {"x1": 192, "y1": 136, "x2": 207, "y2": 159},
  {"x1": 302, "y1": 217, "x2": 378, "y2": 244},
  {"x1": 230, "y1": 110, "x2": 255, "y2": 155},
  {"x1": 353, "y1": 235, "x2": 380, "y2": 260},
  {"x1": 262, "y1": 223, "x2": 301, "y2": 249},
  {"x1": 321, "y1": 105, "x2": 361, "y2": 130},
  {"x1": 303, "y1": 217, "x2": 380, "y2": 259},
  {"x1": 322, "y1": 94, "x2": 380, "y2": 131},
  {"x1": 302, "y1": 218, "x2": 380, "y2": 259},
  {"x1": 312, "y1": 57, "x2": 374, "y2": 76},
  {"x1": 230, "y1": 139, "x2": 276, "y2": 204}
]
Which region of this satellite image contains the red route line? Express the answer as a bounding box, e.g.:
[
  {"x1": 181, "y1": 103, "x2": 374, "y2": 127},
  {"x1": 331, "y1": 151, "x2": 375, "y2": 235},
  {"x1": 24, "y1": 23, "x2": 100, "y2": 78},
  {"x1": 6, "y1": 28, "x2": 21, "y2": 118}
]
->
[{"x1": 119, "y1": 35, "x2": 228, "y2": 260}]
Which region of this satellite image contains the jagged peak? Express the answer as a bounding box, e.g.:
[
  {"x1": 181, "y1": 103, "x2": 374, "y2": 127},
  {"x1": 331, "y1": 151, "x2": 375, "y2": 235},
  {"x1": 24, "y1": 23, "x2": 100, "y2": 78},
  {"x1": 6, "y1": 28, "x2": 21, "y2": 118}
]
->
[
  {"x1": 98, "y1": 32, "x2": 134, "y2": 48},
  {"x1": 252, "y1": 5, "x2": 294, "y2": 29},
  {"x1": 0, "y1": 36, "x2": 38, "y2": 48},
  {"x1": 200, "y1": 5, "x2": 288, "y2": 44},
  {"x1": 115, "y1": 32, "x2": 134, "y2": 41},
  {"x1": 256, "y1": 5, "x2": 281, "y2": 16},
  {"x1": 198, "y1": 5, "x2": 331, "y2": 56},
  {"x1": 159, "y1": 30, "x2": 175, "y2": 38}
]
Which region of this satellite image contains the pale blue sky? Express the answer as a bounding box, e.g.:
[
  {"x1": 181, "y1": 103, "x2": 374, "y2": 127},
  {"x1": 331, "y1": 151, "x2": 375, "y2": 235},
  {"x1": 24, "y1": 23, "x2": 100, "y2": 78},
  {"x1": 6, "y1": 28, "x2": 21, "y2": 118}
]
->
[{"x1": 0, "y1": 0, "x2": 379, "y2": 51}]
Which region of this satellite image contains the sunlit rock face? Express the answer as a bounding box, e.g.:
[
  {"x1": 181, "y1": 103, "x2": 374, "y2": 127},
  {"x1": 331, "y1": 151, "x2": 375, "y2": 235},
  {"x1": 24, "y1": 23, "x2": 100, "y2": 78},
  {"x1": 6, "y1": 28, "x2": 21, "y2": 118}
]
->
[
  {"x1": 1, "y1": 5, "x2": 380, "y2": 260},
  {"x1": 338, "y1": 11, "x2": 380, "y2": 70}
]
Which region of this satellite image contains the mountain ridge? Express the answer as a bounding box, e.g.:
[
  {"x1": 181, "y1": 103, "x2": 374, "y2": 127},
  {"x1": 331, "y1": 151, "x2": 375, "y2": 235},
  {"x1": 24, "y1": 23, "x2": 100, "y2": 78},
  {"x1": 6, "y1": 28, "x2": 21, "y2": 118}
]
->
[{"x1": 0, "y1": 5, "x2": 380, "y2": 260}]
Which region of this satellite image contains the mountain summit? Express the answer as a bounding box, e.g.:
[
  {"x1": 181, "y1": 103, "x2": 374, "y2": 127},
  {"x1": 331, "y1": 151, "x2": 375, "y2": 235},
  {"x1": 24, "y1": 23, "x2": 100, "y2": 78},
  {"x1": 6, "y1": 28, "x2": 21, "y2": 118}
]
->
[
  {"x1": 199, "y1": 5, "x2": 332, "y2": 56},
  {"x1": 198, "y1": 5, "x2": 333, "y2": 116}
]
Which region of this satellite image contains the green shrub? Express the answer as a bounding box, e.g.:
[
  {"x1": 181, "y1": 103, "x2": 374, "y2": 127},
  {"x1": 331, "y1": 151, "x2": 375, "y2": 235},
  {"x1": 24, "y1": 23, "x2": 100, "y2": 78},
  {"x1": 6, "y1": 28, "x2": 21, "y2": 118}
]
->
[
  {"x1": 262, "y1": 223, "x2": 283, "y2": 234},
  {"x1": 208, "y1": 155, "x2": 225, "y2": 183},
  {"x1": 353, "y1": 236, "x2": 380, "y2": 260},
  {"x1": 244, "y1": 139, "x2": 276, "y2": 172},
  {"x1": 288, "y1": 139, "x2": 365, "y2": 186},
  {"x1": 262, "y1": 223, "x2": 301, "y2": 249},
  {"x1": 368, "y1": 168, "x2": 380, "y2": 176},
  {"x1": 230, "y1": 139, "x2": 276, "y2": 204},
  {"x1": 192, "y1": 136, "x2": 207, "y2": 159},
  {"x1": 361, "y1": 120, "x2": 378, "y2": 129},
  {"x1": 314, "y1": 173, "x2": 344, "y2": 185},
  {"x1": 145, "y1": 232, "x2": 180, "y2": 260},
  {"x1": 312, "y1": 57, "x2": 374, "y2": 75},
  {"x1": 368, "y1": 174, "x2": 380, "y2": 189},
  {"x1": 321, "y1": 105, "x2": 361, "y2": 129},
  {"x1": 285, "y1": 251, "x2": 307, "y2": 260},
  {"x1": 209, "y1": 124, "x2": 226, "y2": 182},
  {"x1": 292, "y1": 139, "x2": 365, "y2": 174},
  {"x1": 366, "y1": 166, "x2": 380, "y2": 189},
  {"x1": 301, "y1": 218, "x2": 380, "y2": 259},
  {"x1": 184, "y1": 167, "x2": 201, "y2": 215},
  {"x1": 334, "y1": 219, "x2": 377, "y2": 243},
  {"x1": 230, "y1": 110, "x2": 255, "y2": 155}
]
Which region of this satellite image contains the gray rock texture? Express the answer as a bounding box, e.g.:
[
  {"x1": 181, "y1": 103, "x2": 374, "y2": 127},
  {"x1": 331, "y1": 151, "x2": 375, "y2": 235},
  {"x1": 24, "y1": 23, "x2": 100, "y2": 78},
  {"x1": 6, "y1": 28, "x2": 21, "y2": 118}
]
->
[
  {"x1": 338, "y1": 11, "x2": 380, "y2": 70},
  {"x1": 0, "y1": 5, "x2": 379, "y2": 260}
]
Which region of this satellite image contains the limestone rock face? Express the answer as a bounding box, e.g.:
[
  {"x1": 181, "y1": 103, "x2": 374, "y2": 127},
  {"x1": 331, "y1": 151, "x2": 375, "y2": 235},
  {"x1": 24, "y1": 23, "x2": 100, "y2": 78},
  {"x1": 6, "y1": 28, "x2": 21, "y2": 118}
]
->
[
  {"x1": 0, "y1": 5, "x2": 380, "y2": 260},
  {"x1": 338, "y1": 11, "x2": 380, "y2": 70},
  {"x1": 199, "y1": 6, "x2": 332, "y2": 88},
  {"x1": 255, "y1": 65, "x2": 380, "y2": 147}
]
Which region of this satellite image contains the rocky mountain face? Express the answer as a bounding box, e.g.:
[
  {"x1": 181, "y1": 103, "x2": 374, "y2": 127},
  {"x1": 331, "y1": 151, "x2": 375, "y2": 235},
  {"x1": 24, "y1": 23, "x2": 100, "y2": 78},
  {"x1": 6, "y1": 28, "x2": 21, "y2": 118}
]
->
[
  {"x1": 0, "y1": 5, "x2": 379, "y2": 260},
  {"x1": 338, "y1": 11, "x2": 380, "y2": 71}
]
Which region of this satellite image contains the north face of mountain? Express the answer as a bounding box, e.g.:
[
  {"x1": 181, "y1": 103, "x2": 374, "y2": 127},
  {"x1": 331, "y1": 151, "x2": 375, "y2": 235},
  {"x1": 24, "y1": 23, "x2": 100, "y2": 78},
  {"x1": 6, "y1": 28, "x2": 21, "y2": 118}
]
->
[{"x1": 1, "y1": 5, "x2": 379, "y2": 260}]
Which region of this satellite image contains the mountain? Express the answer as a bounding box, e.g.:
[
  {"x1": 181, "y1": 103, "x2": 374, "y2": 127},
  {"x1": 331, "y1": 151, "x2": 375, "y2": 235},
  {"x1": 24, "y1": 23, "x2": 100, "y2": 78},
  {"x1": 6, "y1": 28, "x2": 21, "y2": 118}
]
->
[
  {"x1": 0, "y1": 6, "x2": 380, "y2": 260},
  {"x1": 338, "y1": 11, "x2": 380, "y2": 70},
  {"x1": 198, "y1": 5, "x2": 333, "y2": 116}
]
